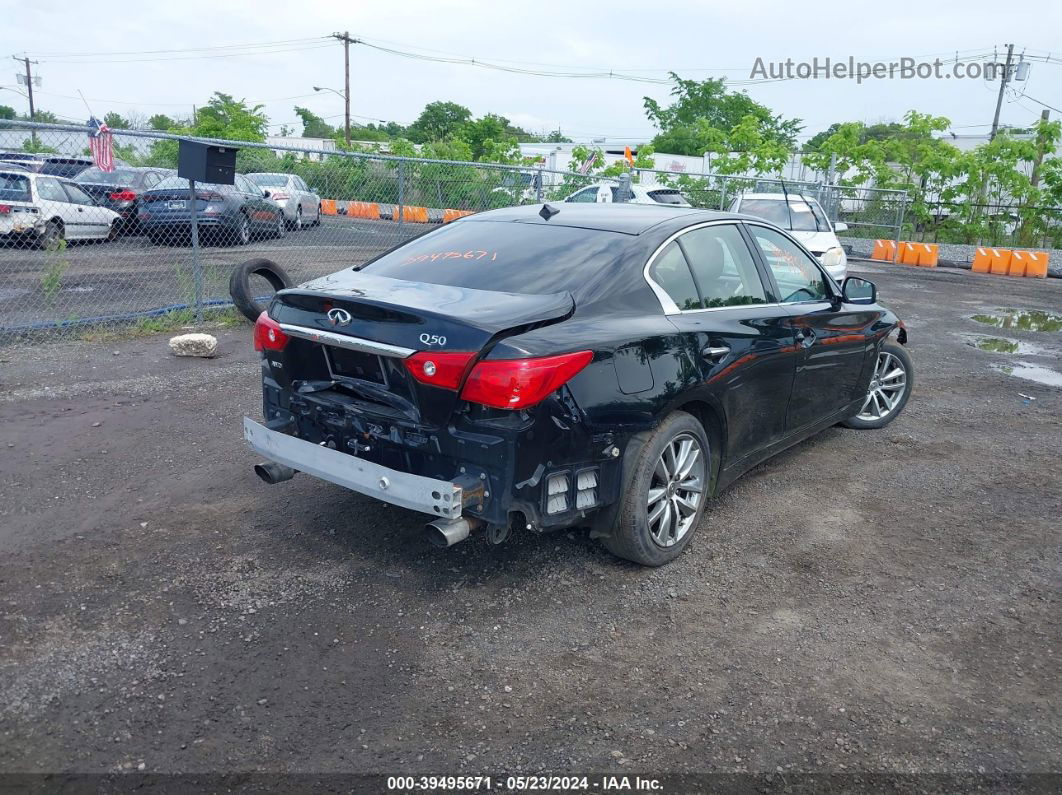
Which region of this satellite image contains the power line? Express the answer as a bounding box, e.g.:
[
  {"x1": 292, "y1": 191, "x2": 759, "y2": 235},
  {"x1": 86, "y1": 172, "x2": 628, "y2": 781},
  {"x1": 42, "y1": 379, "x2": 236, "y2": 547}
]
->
[
  {"x1": 30, "y1": 42, "x2": 336, "y2": 65},
  {"x1": 21, "y1": 37, "x2": 328, "y2": 59}
]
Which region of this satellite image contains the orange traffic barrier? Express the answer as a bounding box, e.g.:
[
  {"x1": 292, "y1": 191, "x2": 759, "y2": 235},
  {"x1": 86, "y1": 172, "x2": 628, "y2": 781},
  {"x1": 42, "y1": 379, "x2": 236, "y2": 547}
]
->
[
  {"x1": 972, "y1": 247, "x2": 992, "y2": 273},
  {"x1": 917, "y1": 243, "x2": 939, "y2": 267},
  {"x1": 1025, "y1": 250, "x2": 1049, "y2": 279},
  {"x1": 871, "y1": 239, "x2": 890, "y2": 260},
  {"x1": 1008, "y1": 251, "x2": 1028, "y2": 277},
  {"x1": 990, "y1": 248, "x2": 1012, "y2": 275},
  {"x1": 884, "y1": 240, "x2": 898, "y2": 262},
  {"x1": 393, "y1": 204, "x2": 429, "y2": 223},
  {"x1": 321, "y1": 199, "x2": 338, "y2": 216},
  {"x1": 347, "y1": 201, "x2": 380, "y2": 220},
  {"x1": 900, "y1": 242, "x2": 921, "y2": 265},
  {"x1": 443, "y1": 209, "x2": 475, "y2": 223}
]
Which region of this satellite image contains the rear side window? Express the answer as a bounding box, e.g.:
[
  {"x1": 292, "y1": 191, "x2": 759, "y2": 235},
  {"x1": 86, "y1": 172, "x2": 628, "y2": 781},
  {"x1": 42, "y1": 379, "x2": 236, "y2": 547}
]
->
[
  {"x1": 648, "y1": 189, "x2": 687, "y2": 205},
  {"x1": 361, "y1": 220, "x2": 624, "y2": 296},
  {"x1": 648, "y1": 241, "x2": 701, "y2": 311},
  {"x1": 0, "y1": 173, "x2": 31, "y2": 202},
  {"x1": 678, "y1": 225, "x2": 767, "y2": 308}
]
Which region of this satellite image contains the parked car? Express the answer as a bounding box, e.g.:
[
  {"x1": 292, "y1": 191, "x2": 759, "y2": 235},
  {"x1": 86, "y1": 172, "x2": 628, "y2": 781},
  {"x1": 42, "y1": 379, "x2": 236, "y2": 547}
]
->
[
  {"x1": 139, "y1": 174, "x2": 286, "y2": 246},
  {"x1": 246, "y1": 173, "x2": 321, "y2": 229},
  {"x1": 564, "y1": 182, "x2": 692, "y2": 207},
  {"x1": 243, "y1": 204, "x2": 911, "y2": 566},
  {"x1": 0, "y1": 153, "x2": 95, "y2": 179},
  {"x1": 729, "y1": 193, "x2": 849, "y2": 281},
  {"x1": 74, "y1": 166, "x2": 174, "y2": 235},
  {"x1": 0, "y1": 168, "x2": 120, "y2": 247}
]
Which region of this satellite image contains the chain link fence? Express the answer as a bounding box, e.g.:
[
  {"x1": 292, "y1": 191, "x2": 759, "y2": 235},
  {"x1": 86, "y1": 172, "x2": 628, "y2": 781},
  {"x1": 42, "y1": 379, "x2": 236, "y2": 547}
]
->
[{"x1": 0, "y1": 121, "x2": 611, "y2": 339}]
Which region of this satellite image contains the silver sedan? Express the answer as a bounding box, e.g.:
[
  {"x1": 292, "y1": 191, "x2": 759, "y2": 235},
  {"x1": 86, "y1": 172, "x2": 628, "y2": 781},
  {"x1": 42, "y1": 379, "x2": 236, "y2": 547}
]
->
[{"x1": 246, "y1": 172, "x2": 321, "y2": 230}]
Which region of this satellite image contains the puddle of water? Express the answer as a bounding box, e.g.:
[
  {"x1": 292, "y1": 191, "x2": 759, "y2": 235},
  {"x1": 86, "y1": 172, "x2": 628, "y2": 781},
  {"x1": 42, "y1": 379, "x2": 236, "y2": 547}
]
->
[
  {"x1": 992, "y1": 361, "x2": 1062, "y2": 387},
  {"x1": 975, "y1": 337, "x2": 1019, "y2": 353},
  {"x1": 972, "y1": 309, "x2": 1062, "y2": 332},
  {"x1": 0, "y1": 288, "x2": 31, "y2": 301}
]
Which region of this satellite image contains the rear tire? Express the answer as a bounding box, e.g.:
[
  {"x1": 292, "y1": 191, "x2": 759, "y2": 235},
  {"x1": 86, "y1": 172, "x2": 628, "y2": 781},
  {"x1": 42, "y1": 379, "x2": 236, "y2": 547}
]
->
[
  {"x1": 290, "y1": 206, "x2": 303, "y2": 231},
  {"x1": 842, "y1": 341, "x2": 913, "y2": 430},
  {"x1": 231, "y1": 215, "x2": 251, "y2": 246},
  {"x1": 602, "y1": 411, "x2": 711, "y2": 567},
  {"x1": 228, "y1": 258, "x2": 294, "y2": 322},
  {"x1": 38, "y1": 219, "x2": 64, "y2": 250},
  {"x1": 273, "y1": 212, "x2": 287, "y2": 239}
]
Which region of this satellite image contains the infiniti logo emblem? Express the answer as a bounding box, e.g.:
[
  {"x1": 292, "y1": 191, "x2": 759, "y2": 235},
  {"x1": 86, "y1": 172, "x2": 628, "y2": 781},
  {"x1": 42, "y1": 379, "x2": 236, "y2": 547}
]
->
[{"x1": 327, "y1": 308, "x2": 352, "y2": 326}]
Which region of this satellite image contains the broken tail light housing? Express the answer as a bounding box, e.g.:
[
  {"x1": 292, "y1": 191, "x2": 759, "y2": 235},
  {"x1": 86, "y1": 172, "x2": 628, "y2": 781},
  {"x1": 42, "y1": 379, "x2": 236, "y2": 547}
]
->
[
  {"x1": 460, "y1": 351, "x2": 593, "y2": 410},
  {"x1": 0, "y1": 205, "x2": 10, "y2": 215},
  {"x1": 403, "y1": 351, "x2": 476, "y2": 390},
  {"x1": 253, "y1": 311, "x2": 289, "y2": 352}
]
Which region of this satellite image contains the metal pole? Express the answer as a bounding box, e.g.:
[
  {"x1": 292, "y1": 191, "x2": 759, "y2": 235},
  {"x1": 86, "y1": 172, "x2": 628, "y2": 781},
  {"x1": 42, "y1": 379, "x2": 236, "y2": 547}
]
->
[
  {"x1": 343, "y1": 31, "x2": 351, "y2": 147},
  {"x1": 893, "y1": 190, "x2": 907, "y2": 265},
  {"x1": 536, "y1": 166, "x2": 544, "y2": 203},
  {"x1": 397, "y1": 160, "x2": 405, "y2": 228},
  {"x1": 990, "y1": 44, "x2": 1014, "y2": 142},
  {"x1": 17, "y1": 57, "x2": 38, "y2": 147},
  {"x1": 188, "y1": 178, "x2": 203, "y2": 323}
]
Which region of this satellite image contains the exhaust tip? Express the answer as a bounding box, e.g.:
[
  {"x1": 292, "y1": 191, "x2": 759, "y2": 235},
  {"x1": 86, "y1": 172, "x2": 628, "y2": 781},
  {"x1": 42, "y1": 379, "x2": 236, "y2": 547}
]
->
[
  {"x1": 254, "y1": 461, "x2": 295, "y2": 484},
  {"x1": 426, "y1": 518, "x2": 471, "y2": 548}
]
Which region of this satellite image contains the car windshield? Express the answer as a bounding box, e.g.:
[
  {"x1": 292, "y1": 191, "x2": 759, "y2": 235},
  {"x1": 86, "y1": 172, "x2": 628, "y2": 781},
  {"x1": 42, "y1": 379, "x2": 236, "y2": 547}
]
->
[
  {"x1": 647, "y1": 189, "x2": 689, "y2": 205},
  {"x1": 0, "y1": 172, "x2": 31, "y2": 202},
  {"x1": 75, "y1": 167, "x2": 141, "y2": 185},
  {"x1": 362, "y1": 220, "x2": 624, "y2": 297},
  {"x1": 150, "y1": 176, "x2": 230, "y2": 192},
  {"x1": 247, "y1": 174, "x2": 289, "y2": 187},
  {"x1": 740, "y1": 198, "x2": 828, "y2": 232}
]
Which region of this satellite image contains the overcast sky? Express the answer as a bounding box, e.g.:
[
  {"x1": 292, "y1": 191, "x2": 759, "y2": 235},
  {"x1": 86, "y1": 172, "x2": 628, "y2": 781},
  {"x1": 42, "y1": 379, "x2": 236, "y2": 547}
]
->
[{"x1": 2, "y1": 0, "x2": 1060, "y2": 146}]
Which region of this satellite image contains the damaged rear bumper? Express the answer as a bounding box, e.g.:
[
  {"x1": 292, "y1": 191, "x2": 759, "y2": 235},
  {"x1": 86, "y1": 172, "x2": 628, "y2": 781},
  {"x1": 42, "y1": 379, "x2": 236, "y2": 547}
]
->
[{"x1": 243, "y1": 417, "x2": 463, "y2": 519}]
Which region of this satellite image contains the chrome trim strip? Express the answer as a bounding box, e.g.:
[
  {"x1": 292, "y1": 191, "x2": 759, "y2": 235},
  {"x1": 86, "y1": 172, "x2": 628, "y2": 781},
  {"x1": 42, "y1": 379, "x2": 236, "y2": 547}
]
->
[
  {"x1": 244, "y1": 417, "x2": 461, "y2": 518},
  {"x1": 279, "y1": 323, "x2": 415, "y2": 358}
]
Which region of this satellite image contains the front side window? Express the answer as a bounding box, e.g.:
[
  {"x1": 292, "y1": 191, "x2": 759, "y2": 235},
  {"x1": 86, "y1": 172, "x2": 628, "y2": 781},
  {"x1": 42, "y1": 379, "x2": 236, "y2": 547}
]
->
[
  {"x1": 678, "y1": 224, "x2": 767, "y2": 308},
  {"x1": 566, "y1": 187, "x2": 599, "y2": 203},
  {"x1": 648, "y1": 241, "x2": 701, "y2": 311},
  {"x1": 749, "y1": 225, "x2": 829, "y2": 303},
  {"x1": 62, "y1": 183, "x2": 96, "y2": 205}
]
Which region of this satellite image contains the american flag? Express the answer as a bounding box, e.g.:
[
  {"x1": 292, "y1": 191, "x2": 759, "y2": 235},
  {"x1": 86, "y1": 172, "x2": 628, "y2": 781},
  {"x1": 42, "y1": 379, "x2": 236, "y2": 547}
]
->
[
  {"x1": 87, "y1": 117, "x2": 115, "y2": 172},
  {"x1": 577, "y1": 152, "x2": 598, "y2": 175}
]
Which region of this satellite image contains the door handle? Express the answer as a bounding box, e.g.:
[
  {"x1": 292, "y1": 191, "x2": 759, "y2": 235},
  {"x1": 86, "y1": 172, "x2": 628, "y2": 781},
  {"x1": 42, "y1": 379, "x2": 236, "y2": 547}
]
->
[
  {"x1": 702, "y1": 344, "x2": 730, "y2": 360},
  {"x1": 797, "y1": 328, "x2": 816, "y2": 347}
]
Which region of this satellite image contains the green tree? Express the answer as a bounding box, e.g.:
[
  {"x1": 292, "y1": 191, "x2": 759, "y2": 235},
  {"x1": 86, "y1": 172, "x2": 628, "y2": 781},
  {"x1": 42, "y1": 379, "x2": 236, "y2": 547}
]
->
[
  {"x1": 644, "y1": 74, "x2": 802, "y2": 157},
  {"x1": 545, "y1": 129, "x2": 572, "y2": 143},
  {"x1": 406, "y1": 101, "x2": 472, "y2": 143},
  {"x1": 0, "y1": 105, "x2": 16, "y2": 121},
  {"x1": 103, "y1": 112, "x2": 129, "y2": 129},
  {"x1": 294, "y1": 106, "x2": 335, "y2": 139},
  {"x1": 148, "y1": 114, "x2": 176, "y2": 131},
  {"x1": 193, "y1": 93, "x2": 268, "y2": 142},
  {"x1": 459, "y1": 113, "x2": 520, "y2": 162}
]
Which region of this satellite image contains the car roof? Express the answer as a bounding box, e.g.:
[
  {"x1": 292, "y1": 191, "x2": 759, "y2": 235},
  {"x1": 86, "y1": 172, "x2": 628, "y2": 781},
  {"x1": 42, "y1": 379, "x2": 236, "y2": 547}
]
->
[
  {"x1": 463, "y1": 203, "x2": 744, "y2": 235},
  {"x1": 739, "y1": 192, "x2": 820, "y2": 203},
  {"x1": 245, "y1": 172, "x2": 292, "y2": 177}
]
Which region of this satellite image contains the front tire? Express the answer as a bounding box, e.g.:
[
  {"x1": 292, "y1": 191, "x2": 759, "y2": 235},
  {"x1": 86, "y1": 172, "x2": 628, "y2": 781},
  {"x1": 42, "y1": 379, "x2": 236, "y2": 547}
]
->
[
  {"x1": 602, "y1": 411, "x2": 710, "y2": 566},
  {"x1": 231, "y1": 215, "x2": 251, "y2": 246},
  {"x1": 842, "y1": 341, "x2": 913, "y2": 430}
]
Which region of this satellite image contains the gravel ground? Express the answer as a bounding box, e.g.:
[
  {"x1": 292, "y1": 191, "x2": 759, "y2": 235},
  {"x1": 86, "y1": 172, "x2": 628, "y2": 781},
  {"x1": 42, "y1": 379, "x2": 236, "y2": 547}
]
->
[{"x1": 0, "y1": 263, "x2": 1059, "y2": 787}]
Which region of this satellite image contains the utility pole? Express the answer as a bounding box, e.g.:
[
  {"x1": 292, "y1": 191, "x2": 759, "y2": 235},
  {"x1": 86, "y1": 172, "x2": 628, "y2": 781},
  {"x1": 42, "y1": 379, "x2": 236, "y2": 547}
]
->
[
  {"x1": 989, "y1": 43, "x2": 1014, "y2": 141},
  {"x1": 331, "y1": 32, "x2": 357, "y2": 147},
  {"x1": 13, "y1": 56, "x2": 39, "y2": 147}
]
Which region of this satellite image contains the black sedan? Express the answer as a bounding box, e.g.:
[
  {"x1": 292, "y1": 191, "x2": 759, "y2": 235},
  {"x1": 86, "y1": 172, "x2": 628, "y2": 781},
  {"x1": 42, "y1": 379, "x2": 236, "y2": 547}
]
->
[
  {"x1": 139, "y1": 174, "x2": 286, "y2": 246},
  {"x1": 243, "y1": 204, "x2": 912, "y2": 566},
  {"x1": 74, "y1": 166, "x2": 174, "y2": 234}
]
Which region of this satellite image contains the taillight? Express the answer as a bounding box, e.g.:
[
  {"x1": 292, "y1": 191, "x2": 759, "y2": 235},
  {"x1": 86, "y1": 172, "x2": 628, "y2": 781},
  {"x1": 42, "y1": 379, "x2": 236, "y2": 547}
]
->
[
  {"x1": 460, "y1": 351, "x2": 593, "y2": 410},
  {"x1": 271, "y1": 192, "x2": 289, "y2": 201},
  {"x1": 109, "y1": 190, "x2": 137, "y2": 201},
  {"x1": 403, "y1": 351, "x2": 475, "y2": 390},
  {"x1": 0, "y1": 205, "x2": 10, "y2": 215},
  {"x1": 253, "y1": 311, "x2": 289, "y2": 352}
]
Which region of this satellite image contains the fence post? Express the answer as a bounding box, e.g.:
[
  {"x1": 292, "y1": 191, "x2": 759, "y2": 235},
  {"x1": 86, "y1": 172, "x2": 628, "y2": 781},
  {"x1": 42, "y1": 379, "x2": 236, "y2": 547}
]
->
[
  {"x1": 893, "y1": 191, "x2": 907, "y2": 264},
  {"x1": 397, "y1": 159, "x2": 405, "y2": 227},
  {"x1": 718, "y1": 178, "x2": 728, "y2": 211},
  {"x1": 188, "y1": 178, "x2": 203, "y2": 323},
  {"x1": 536, "y1": 166, "x2": 544, "y2": 203}
]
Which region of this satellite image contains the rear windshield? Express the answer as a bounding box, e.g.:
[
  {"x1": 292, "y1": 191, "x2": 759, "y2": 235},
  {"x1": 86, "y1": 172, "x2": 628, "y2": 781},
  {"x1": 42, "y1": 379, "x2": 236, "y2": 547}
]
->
[
  {"x1": 0, "y1": 173, "x2": 31, "y2": 202},
  {"x1": 75, "y1": 167, "x2": 141, "y2": 185},
  {"x1": 740, "y1": 198, "x2": 828, "y2": 232},
  {"x1": 247, "y1": 174, "x2": 289, "y2": 187},
  {"x1": 362, "y1": 220, "x2": 624, "y2": 295},
  {"x1": 647, "y1": 189, "x2": 688, "y2": 205},
  {"x1": 150, "y1": 176, "x2": 231, "y2": 192}
]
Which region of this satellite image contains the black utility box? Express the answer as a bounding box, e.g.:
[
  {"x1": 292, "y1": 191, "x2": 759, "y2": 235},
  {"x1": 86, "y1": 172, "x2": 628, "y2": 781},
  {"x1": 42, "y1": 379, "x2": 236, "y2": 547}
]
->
[{"x1": 177, "y1": 140, "x2": 237, "y2": 185}]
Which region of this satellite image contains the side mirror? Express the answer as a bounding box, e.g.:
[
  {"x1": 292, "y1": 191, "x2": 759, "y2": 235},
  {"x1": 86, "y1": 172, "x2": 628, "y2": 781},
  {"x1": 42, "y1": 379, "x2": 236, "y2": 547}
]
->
[
  {"x1": 842, "y1": 276, "x2": 876, "y2": 305},
  {"x1": 833, "y1": 221, "x2": 848, "y2": 233},
  {"x1": 262, "y1": 189, "x2": 271, "y2": 198}
]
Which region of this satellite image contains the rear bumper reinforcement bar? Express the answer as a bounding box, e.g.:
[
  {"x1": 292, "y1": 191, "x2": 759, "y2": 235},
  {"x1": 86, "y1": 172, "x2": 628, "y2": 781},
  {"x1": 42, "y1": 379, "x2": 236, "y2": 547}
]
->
[{"x1": 243, "y1": 417, "x2": 462, "y2": 519}]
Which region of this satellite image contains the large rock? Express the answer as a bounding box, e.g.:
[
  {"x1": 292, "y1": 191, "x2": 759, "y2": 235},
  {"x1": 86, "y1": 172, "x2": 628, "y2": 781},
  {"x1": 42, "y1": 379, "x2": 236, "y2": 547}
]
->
[{"x1": 169, "y1": 333, "x2": 218, "y2": 358}]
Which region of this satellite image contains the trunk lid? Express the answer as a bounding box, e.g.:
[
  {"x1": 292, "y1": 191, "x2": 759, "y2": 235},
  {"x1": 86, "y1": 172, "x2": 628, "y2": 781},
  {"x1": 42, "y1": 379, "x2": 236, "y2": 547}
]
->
[{"x1": 269, "y1": 271, "x2": 574, "y2": 427}]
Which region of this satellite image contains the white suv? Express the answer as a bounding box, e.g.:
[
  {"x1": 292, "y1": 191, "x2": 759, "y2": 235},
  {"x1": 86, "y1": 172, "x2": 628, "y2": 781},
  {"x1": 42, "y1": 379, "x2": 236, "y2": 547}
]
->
[
  {"x1": 0, "y1": 168, "x2": 121, "y2": 247},
  {"x1": 564, "y1": 182, "x2": 692, "y2": 207},
  {"x1": 729, "y1": 193, "x2": 848, "y2": 281}
]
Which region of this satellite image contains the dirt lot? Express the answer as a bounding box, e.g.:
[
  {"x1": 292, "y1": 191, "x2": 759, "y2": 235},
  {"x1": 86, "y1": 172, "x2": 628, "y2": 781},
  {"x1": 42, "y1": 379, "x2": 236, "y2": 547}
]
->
[{"x1": 0, "y1": 263, "x2": 1059, "y2": 786}]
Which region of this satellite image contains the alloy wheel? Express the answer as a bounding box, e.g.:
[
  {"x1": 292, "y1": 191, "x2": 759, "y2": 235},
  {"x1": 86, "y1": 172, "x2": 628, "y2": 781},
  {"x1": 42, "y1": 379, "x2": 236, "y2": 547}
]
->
[
  {"x1": 647, "y1": 432, "x2": 706, "y2": 547},
  {"x1": 857, "y1": 349, "x2": 907, "y2": 422}
]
